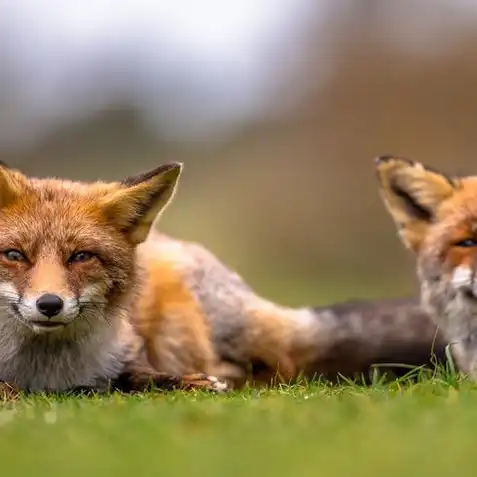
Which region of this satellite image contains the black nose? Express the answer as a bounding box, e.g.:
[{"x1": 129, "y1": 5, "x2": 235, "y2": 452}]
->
[{"x1": 36, "y1": 293, "x2": 64, "y2": 317}]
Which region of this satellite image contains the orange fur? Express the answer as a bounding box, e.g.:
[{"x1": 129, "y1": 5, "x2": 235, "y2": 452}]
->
[{"x1": 135, "y1": 252, "x2": 218, "y2": 376}]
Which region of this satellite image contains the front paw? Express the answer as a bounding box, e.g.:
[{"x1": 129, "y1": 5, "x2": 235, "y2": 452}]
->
[
  {"x1": 180, "y1": 373, "x2": 229, "y2": 393},
  {"x1": 111, "y1": 369, "x2": 229, "y2": 393}
]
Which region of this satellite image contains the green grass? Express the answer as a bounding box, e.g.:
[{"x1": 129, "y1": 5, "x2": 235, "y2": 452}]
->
[{"x1": 3, "y1": 366, "x2": 477, "y2": 477}]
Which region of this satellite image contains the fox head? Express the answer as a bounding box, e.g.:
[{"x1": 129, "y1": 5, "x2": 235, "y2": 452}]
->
[
  {"x1": 0, "y1": 161, "x2": 182, "y2": 337},
  {"x1": 375, "y1": 155, "x2": 477, "y2": 376}
]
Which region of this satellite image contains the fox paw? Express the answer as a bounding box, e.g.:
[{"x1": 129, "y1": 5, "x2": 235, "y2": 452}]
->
[{"x1": 180, "y1": 374, "x2": 229, "y2": 393}]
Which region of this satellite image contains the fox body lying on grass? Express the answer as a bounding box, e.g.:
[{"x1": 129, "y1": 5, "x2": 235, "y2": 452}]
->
[
  {"x1": 140, "y1": 231, "x2": 447, "y2": 386},
  {"x1": 376, "y1": 155, "x2": 477, "y2": 378},
  {"x1": 0, "y1": 161, "x2": 446, "y2": 395}
]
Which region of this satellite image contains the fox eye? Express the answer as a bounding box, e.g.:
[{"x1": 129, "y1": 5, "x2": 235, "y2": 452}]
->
[
  {"x1": 454, "y1": 239, "x2": 477, "y2": 248},
  {"x1": 2, "y1": 249, "x2": 26, "y2": 262},
  {"x1": 68, "y1": 251, "x2": 95, "y2": 264}
]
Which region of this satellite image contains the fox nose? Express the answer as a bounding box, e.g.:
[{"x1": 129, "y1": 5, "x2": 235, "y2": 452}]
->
[{"x1": 36, "y1": 293, "x2": 64, "y2": 317}]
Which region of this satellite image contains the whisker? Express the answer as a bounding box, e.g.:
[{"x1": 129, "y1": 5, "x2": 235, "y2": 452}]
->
[
  {"x1": 81, "y1": 311, "x2": 114, "y2": 330},
  {"x1": 0, "y1": 293, "x2": 21, "y2": 299},
  {"x1": 78, "y1": 303, "x2": 128, "y2": 328},
  {"x1": 79, "y1": 302, "x2": 132, "y2": 314}
]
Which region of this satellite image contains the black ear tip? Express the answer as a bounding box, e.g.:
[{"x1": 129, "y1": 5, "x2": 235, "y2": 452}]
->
[
  {"x1": 153, "y1": 162, "x2": 183, "y2": 177},
  {"x1": 374, "y1": 155, "x2": 396, "y2": 165},
  {"x1": 163, "y1": 162, "x2": 183, "y2": 172},
  {"x1": 374, "y1": 155, "x2": 415, "y2": 167},
  {"x1": 0, "y1": 160, "x2": 9, "y2": 168},
  {"x1": 121, "y1": 162, "x2": 183, "y2": 187},
  {"x1": 157, "y1": 162, "x2": 183, "y2": 180}
]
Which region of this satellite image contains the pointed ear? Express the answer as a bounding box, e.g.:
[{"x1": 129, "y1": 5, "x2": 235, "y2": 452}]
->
[
  {"x1": 0, "y1": 162, "x2": 28, "y2": 207},
  {"x1": 375, "y1": 155, "x2": 459, "y2": 252},
  {"x1": 100, "y1": 162, "x2": 183, "y2": 245}
]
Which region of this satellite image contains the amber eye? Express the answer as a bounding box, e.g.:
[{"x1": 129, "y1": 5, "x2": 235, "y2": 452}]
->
[
  {"x1": 454, "y1": 239, "x2": 477, "y2": 248},
  {"x1": 2, "y1": 249, "x2": 26, "y2": 262},
  {"x1": 68, "y1": 251, "x2": 95, "y2": 264}
]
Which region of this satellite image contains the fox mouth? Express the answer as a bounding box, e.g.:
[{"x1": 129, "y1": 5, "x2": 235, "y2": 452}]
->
[
  {"x1": 28, "y1": 321, "x2": 67, "y2": 333},
  {"x1": 30, "y1": 321, "x2": 66, "y2": 329}
]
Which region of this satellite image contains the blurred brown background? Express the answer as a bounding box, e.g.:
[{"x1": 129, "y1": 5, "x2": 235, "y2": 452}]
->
[{"x1": 0, "y1": 0, "x2": 475, "y2": 306}]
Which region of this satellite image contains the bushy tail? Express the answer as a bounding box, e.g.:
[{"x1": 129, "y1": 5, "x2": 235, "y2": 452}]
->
[{"x1": 301, "y1": 296, "x2": 447, "y2": 382}]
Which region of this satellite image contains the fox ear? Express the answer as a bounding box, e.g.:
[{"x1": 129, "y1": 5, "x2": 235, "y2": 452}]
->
[
  {"x1": 101, "y1": 162, "x2": 183, "y2": 245},
  {"x1": 375, "y1": 155, "x2": 458, "y2": 252},
  {"x1": 0, "y1": 162, "x2": 27, "y2": 207}
]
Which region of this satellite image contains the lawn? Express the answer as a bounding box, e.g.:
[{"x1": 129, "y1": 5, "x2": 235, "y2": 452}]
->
[{"x1": 2, "y1": 370, "x2": 477, "y2": 477}]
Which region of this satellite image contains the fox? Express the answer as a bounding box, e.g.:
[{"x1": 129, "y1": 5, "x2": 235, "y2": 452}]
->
[
  {"x1": 0, "y1": 160, "x2": 228, "y2": 395},
  {"x1": 375, "y1": 154, "x2": 477, "y2": 378},
  {"x1": 0, "y1": 161, "x2": 447, "y2": 396}
]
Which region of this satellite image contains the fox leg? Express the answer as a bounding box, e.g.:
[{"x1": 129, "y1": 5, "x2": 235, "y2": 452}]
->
[
  {"x1": 136, "y1": 259, "x2": 221, "y2": 377},
  {"x1": 61, "y1": 370, "x2": 229, "y2": 395},
  {"x1": 111, "y1": 368, "x2": 228, "y2": 393}
]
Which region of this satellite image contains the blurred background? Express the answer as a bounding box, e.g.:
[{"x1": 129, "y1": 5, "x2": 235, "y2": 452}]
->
[{"x1": 0, "y1": 0, "x2": 476, "y2": 306}]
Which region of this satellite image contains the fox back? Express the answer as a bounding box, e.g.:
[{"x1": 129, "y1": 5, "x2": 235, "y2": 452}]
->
[
  {"x1": 0, "y1": 162, "x2": 182, "y2": 391},
  {"x1": 375, "y1": 155, "x2": 477, "y2": 377}
]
